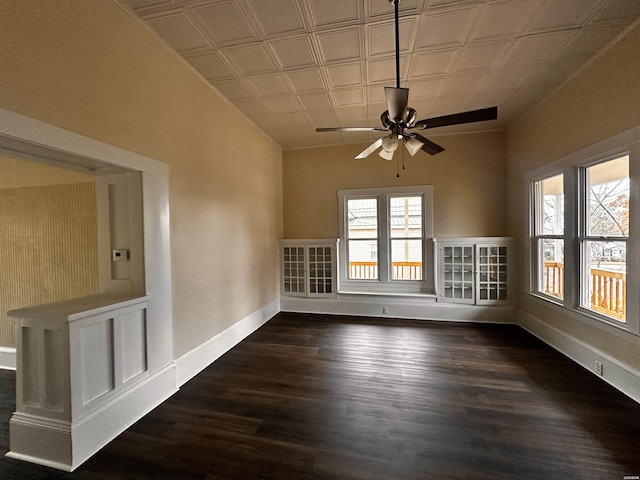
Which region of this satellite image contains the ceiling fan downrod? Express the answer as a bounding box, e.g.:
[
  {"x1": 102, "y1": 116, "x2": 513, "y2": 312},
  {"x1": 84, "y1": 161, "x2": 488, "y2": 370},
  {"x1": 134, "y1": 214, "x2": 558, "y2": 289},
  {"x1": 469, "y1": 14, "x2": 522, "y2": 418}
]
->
[{"x1": 391, "y1": 0, "x2": 401, "y2": 89}]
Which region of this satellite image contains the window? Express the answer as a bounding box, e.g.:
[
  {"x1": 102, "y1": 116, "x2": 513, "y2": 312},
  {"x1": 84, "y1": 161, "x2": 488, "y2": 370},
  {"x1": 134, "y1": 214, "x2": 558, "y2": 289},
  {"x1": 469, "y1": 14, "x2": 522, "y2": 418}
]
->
[
  {"x1": 580, "y1": 156, "x2": 629, "y2": 321},
  {"x1": 528, "y1": 133, "x2": 638, "y2": 335},
  {"x1": 339, "y1": 186, "x2": 434, "y2": 294},
  {"x1": 533, "y1": 173, "x2": 565, "y2": 299}
]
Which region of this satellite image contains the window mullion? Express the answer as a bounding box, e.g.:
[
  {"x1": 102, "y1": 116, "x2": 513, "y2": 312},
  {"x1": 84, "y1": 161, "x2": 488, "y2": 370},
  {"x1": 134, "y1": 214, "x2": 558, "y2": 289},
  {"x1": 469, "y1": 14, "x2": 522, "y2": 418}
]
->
[
  {"x1": 564, "y1": 166, "x2": 579, "y2": 309},
  {"x1": 379, "y1": 194, "x2": 390, "y2": 282}
]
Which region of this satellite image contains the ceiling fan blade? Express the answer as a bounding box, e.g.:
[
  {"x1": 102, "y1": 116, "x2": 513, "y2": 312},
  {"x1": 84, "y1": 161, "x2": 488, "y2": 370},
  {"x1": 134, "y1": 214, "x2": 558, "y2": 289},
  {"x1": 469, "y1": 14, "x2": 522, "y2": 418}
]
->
[
  {"x1": 316, "y1": 127, "x2": 387, "y2": 132},
  {"x1": 413, "y1": 106, "x2": 498, "y2": 130},
  {"x1": 413, "y1": 133, "x2": 445, "y2": 156},
  {"x1": 385, "y1": 87, "x2": 409, "y2": 123},
  {"x1": 355, "y1": 138, "x2": 384, "y2": 159}
]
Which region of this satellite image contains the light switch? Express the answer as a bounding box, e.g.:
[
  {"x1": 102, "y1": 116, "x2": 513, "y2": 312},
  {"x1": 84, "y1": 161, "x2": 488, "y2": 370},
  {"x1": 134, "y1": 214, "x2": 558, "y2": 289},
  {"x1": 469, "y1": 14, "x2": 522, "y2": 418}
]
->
[{"x1": 112, "y1": 249, "x2": 129, "y2": 261}]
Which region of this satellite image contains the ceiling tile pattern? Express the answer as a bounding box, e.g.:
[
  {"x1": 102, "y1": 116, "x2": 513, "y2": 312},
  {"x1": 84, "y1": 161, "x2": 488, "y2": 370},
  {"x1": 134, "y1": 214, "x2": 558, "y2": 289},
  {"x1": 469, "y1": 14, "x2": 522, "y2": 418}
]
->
[{"x1": 120, "y1": 0, "x2": 640, "y2": 149}]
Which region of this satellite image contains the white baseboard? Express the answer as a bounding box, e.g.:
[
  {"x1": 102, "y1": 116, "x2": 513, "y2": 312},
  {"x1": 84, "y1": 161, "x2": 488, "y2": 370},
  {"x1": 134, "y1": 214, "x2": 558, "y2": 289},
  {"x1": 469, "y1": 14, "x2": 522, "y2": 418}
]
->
[
  {"x1": 7, "y1": 362, "x2": 177, "y2": 471},
  {"x1": 175, "y1": 298, "x2": 280, "y2": 387},
  {"x1": 0, "y1": 346, "x2": 16, "y2": 370},
  {"x1": 71, "y1": 362, "x2": 178, "y2": 469},
  {"x1": 280, "y1": 295, "x2": 516, "y2": 324},
  {"x1": 518, "y1": 310, "x2": 640, "y2": 404}
]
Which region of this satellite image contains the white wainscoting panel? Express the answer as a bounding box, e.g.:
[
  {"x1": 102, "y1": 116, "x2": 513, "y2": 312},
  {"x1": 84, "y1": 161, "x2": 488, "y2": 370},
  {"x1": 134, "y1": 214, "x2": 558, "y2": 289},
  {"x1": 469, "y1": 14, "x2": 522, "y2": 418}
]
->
[
  {"x1": 20, "y1": 327, "x2": 68, "y2": 419},
  {"x1": 80, "y1": 319, "x2": 114, "y2": 405},
  {"x1": 120, "y1": 310, "x2": 147, "y2": 382}
]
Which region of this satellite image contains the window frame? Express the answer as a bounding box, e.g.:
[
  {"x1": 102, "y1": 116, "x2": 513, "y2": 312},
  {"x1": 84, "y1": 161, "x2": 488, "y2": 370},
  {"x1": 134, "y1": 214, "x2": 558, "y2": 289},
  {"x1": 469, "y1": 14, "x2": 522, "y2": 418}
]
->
[
  {"x1": 525, "y1": 127, "x2": 639, "y2": 336},
  {"x1": 531, "y1": 171, "x2": 565, "y2": 302},
  {"x1": 338, "y1": 185, "x2": 434, "y2": 295}
]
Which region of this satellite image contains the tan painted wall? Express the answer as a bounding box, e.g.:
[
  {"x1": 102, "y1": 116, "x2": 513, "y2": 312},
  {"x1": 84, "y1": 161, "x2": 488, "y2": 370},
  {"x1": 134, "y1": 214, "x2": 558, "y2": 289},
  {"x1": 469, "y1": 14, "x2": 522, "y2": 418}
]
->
[
  {"x1": 0, "y1": 183, "x2": 99, "y2": 347},
  {"x1": 0, "y1": 154, "x2": 95, "y2": 189},
  {"x1": 283, "y1": 130, "x2": 507, "y2": 240},
  {"x1": 0, "y1": 0, "x2": 283, "y2": 357},
  {"x1": 506, "y1": 22, "x2": 640, "y2": 369}
]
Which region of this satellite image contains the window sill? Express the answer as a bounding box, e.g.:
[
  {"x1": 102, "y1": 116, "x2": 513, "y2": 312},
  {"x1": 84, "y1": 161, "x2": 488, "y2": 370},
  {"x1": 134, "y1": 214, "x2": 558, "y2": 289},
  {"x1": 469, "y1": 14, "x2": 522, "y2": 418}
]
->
[
  {"x1": 526, "y1": 292, "x2": 639, "y2": 339},
  {"x1": 337, "y1": 290, "x2": 437, "y2": 301}
]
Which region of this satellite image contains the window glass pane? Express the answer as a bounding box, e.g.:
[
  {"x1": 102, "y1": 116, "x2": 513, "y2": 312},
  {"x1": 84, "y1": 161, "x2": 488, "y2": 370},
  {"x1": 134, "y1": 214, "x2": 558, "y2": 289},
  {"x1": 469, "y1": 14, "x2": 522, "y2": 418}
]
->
[
  {"x1": 347, "y1": 198, "x2": 378, "y2": 279},
  {"x1": 348, "y1": 240, "x2": 378, "y2": 279},
  {"x1": 390, "y1": 196, "x2": 422, "y2": 238},
  {"x1": 540, "y1": 239, "x2": 564, "y2": 299},
  {"x1": 390, "y1": 196, "x2": 423, "y2": 281},
  {"x1": 587, "y1": 156, "x2": 629, "y2": 237},
  {"x1": 539, "y1": 174, "x2": 564, "y2": 235},
  {"x1": 391, "y1": 239, "x2": 422, "y2": 280},
  {"x1": 583, "y1": 240, "x2": 626, "y2": 321},
  {"x1": 347, "y1": 198, "x2": 377, "y2": 239},
  {"x1": 535, "y1": 174, "x2": 564, "y2": 298}
]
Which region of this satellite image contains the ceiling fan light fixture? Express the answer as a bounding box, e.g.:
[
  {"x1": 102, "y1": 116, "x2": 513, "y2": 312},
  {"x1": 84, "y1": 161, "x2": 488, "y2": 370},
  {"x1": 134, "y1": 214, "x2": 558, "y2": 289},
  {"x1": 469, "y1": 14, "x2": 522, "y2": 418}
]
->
[
  {"x1": 381, "y1": 134, "x2": 399, "y2": 153},
  {"x1": 378, "y1": 148, "x2": 395, "y2": 161},
  {"x1": 404, "y1": 136, "x2": 423, "y2": 156}
]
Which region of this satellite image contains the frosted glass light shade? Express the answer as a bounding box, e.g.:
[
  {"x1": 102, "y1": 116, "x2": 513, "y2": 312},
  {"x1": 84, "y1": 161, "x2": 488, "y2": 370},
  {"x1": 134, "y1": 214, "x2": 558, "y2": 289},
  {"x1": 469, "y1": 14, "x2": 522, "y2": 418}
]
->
[
  {"x1": 404, "y1": 137, "x2": 423, "y2": 156},
  {"x1": 381, "y1": 134, "x2": 399, "y2": 152},
  {"x1": 378, "y1": 148, "x2": 394, "y2": 160}
]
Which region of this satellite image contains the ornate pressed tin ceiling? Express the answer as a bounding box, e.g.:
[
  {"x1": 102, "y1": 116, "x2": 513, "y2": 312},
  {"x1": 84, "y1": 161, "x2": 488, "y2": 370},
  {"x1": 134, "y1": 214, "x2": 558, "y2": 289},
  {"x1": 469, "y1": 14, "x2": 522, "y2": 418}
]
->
[{"x1": 119, "y1": 0, "x2": 640, "y2": 149}]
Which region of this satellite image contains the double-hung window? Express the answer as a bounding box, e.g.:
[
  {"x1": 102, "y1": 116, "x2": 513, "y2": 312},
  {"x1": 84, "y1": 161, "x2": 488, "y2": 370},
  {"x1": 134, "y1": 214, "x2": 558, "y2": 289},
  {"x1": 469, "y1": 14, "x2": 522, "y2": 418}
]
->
[
  {"x1": 528, "y1": 129, "x2": 638, "y2": 334},
  {"x1": 338, "y1": 185, "x2": 434, "y2": 294}
]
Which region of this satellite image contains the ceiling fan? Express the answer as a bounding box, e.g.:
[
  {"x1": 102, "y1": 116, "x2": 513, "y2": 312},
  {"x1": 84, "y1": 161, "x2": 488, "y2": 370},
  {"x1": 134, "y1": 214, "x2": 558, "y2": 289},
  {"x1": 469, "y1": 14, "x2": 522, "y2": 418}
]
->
[{"x1": 316, "y1": 0, "x2": 497, "y2": 161}]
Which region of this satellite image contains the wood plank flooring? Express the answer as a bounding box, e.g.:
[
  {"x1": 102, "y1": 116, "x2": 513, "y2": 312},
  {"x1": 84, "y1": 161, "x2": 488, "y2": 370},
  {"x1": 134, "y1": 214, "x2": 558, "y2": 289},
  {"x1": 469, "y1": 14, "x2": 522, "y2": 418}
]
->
[{"x1": 1, "y1": 311, "x2": 640, "y2": 479}]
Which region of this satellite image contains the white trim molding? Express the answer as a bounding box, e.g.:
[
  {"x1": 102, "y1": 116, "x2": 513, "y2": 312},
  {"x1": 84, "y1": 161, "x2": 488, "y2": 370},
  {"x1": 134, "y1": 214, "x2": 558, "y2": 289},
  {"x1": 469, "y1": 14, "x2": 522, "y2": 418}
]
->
[
  {"x1": 519, "y1": 310, "x2": 640, "y2": 404},
  {"x1": 175, "y1": 299, "x2": 280, "y2": 387},
  {"x1": 0, "y1": 347, "x2": 16, "y2": 370}
]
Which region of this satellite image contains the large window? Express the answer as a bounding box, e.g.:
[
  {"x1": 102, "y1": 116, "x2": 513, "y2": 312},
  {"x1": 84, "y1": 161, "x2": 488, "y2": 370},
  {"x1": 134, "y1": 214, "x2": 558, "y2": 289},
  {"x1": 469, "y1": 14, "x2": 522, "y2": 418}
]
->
[
  {"x1": 528, "y1": 141, "x2": 637, "y2": 334},
  {"x1": 339, "y1": 186, "x2": 434, "y2": 294}
]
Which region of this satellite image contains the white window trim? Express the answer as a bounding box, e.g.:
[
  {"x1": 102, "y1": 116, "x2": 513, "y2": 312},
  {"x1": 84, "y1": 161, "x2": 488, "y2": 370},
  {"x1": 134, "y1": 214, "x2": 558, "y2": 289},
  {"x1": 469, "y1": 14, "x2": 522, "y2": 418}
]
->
[
  {"x1": 525, "y1": 125, "x2": 640, "y2": 336},
  {"x1": 529, "y1": 169, "x2": 566, "y2": 304},
  {"x1": 338, "y1": 185, "x2": 434, "y2": 295}
]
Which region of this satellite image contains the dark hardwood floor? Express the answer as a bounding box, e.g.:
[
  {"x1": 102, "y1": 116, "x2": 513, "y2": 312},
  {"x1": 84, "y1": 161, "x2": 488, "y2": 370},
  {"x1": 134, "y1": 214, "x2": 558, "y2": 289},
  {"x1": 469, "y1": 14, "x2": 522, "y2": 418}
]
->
[{"x1": 1, "y1": 312, "x2": 639, "y2": 479}]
